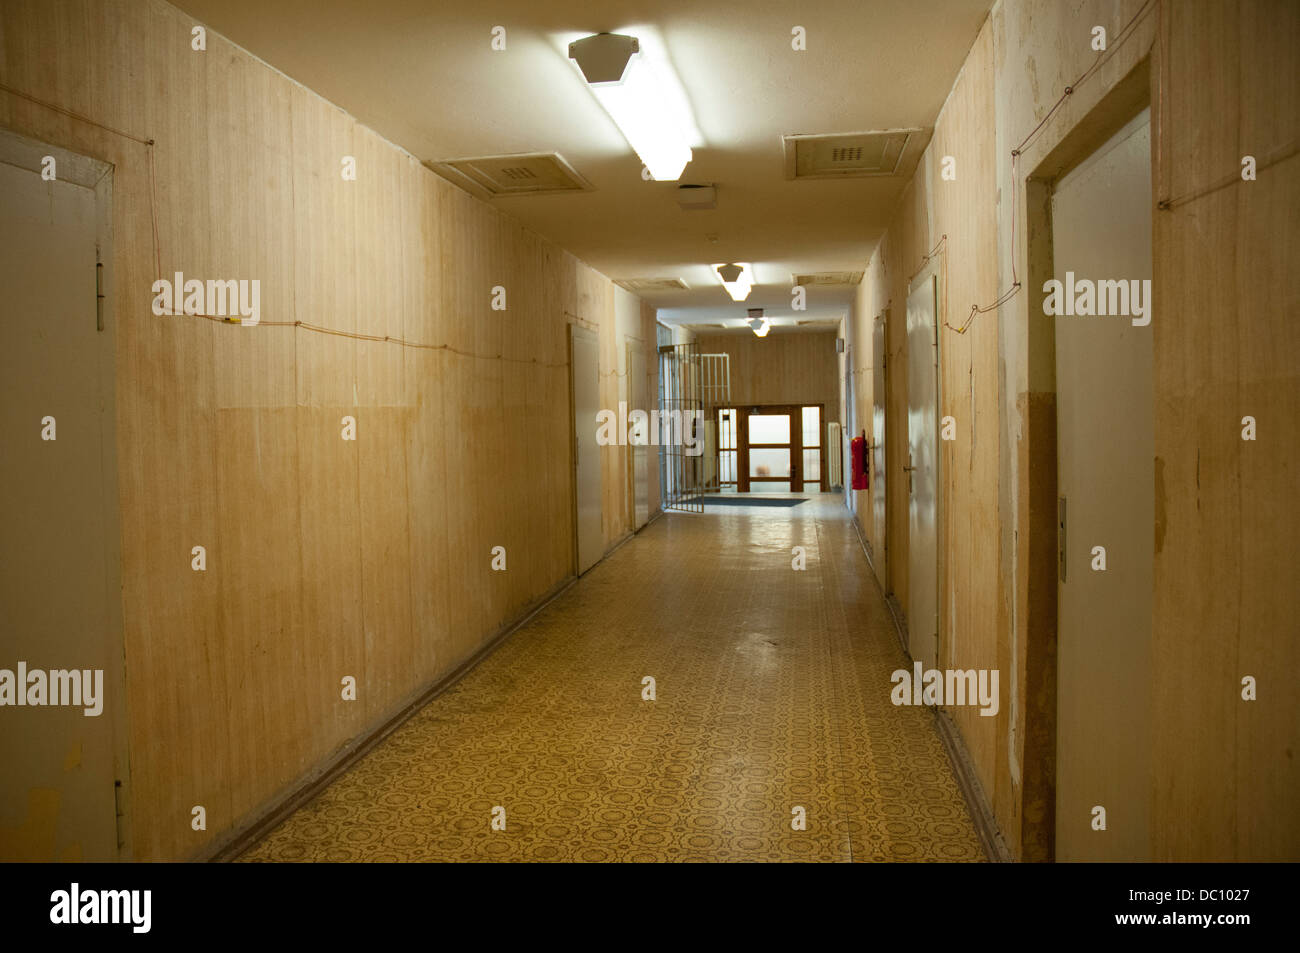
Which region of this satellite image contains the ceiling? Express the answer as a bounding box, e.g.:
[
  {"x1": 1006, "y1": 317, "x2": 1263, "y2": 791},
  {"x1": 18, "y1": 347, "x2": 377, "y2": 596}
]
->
[{"x1": 174, "y1": 0, "x2": 992, "y2": 329}]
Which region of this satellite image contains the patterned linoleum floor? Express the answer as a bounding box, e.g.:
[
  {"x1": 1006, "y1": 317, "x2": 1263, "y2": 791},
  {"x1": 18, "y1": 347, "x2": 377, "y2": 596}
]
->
[{"x1": 239, "y1": 496, "x2": 985, "y2": 862}]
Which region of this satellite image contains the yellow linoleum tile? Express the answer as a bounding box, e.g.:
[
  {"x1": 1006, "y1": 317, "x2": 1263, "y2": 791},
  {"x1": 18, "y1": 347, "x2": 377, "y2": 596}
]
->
[{"x1": 239, "y1": 497, "x2": 985, "y2": 862}]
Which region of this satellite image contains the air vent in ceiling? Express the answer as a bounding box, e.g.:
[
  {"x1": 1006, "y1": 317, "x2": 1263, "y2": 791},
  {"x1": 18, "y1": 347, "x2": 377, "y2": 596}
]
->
[
  {"x1": 791, "y1": 271, "x2": 864, "y2": 286},
  {"x1": 676, "y1": 184, "x2": 717, "y2": 210},
  {"x1": 782, "y1": 129, "x2": 925, "y2": 180},
  {"x1": 613, "y1": 277, "x2": 689, "y2": 294},
  {"x1": 425, "y1": 152, "x2": 594, "y2": 198}
]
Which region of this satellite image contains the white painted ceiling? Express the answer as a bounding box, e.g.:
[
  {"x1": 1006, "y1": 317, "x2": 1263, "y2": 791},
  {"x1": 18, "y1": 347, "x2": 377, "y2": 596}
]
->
[{"x1": 174, "y1": 0, "x2": 992, "y2": 329}]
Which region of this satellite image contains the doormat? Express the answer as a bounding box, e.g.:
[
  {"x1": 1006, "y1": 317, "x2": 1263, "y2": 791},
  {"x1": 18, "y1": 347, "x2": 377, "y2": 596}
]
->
[{"x1": 702, "y1": 496, "x2": 807, "y2": 507}]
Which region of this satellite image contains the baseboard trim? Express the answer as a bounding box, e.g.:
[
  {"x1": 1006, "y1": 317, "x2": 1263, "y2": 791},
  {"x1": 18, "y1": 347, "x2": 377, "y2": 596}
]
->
[
  {"x1": 932, "y1": 708, "x2": 1014, "y2": 863},
  {"x1": 846, "y1": 506, "x2": 1011, "y2": 863},
  {"x1": 848, "y1": 512, "x2": 908, "y2": 656}
]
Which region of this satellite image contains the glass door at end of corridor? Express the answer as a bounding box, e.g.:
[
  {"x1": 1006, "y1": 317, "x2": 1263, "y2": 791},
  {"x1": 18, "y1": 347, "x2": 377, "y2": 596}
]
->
[{"x1": 744, "y1": 408, "x2": 796, "y2": 492}]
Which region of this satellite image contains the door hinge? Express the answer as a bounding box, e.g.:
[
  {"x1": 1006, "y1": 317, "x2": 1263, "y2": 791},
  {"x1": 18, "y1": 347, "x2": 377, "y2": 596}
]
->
[
  {"x1": 95, "y1": 260, "x2": 105, "y2": 332},
  {"x1": 1058, "y1": 496, "x2": 1067, "y2": 583},
  {"x1": 114, "y1": 778, "x2": 126, "y2": 850}
]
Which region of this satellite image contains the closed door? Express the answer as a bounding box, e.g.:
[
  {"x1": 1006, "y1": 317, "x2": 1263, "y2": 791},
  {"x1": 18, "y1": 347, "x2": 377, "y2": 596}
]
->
[
  {"x1": 626, "y1": 341, "x2": 649, "y2": 528},
  {"x1": 746, "y1": 410, "x2": 796, "y2": 492},
  {"x1": 906, "y1": 274, "x2": 939, "y2": 670},
  {"x1": 570, "y1": 325, "x2": 601, "y2": 574},
  {"x1": 0, "y1": 156, "x2": 122, "y2": 861},
  {"x1": 799, "y1": 406, "x2": 823, "y2": 492},
  {"x1": 1053, "y1": 107, "x2": 1153, "y2": 861},
  {"x1": 871, "y1": 310, "x2": 888, "y2": 580}
]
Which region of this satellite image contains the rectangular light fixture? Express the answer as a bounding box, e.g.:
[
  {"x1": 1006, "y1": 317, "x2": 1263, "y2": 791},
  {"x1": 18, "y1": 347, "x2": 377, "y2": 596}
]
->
[
  {"x1": 713, "y1": 262, "x2": 754, "y2": 302},
  {"x1": 569, "y1": 33, "x2": 693, "y2": 181}
]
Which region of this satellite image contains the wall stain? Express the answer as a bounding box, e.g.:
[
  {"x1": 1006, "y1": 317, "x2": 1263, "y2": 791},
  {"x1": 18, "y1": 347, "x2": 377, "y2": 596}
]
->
[{"x1": 1154, "y1": 456, "x2": 1167, "y2": 554}]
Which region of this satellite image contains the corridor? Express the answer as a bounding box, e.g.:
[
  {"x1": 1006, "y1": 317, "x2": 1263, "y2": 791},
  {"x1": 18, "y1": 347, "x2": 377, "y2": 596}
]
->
[
  {"x1": 2, "y1": 0, "x2": 1295, "y2": 891},
  {"x1": 241, "y1": 500, "x2": 983, "y2": 862}
]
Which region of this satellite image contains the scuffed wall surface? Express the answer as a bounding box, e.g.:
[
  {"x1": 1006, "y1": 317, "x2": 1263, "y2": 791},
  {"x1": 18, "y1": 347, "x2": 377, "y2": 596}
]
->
[
  {"x1": 0, "y1": 0, "x2": 656, "y2": 860},
  {"x1": 844, "y1": 0, "x2": 1298, "y2": 860}
]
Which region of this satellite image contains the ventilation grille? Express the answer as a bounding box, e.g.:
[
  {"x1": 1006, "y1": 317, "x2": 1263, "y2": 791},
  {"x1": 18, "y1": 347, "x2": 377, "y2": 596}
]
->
[
  {"x1": 426, "y1": 152, "x2": 593, "y2": 197},
  {"x1": 782, "y1": 129, "x2": 925, "y2": 180},
  {"x1": 614, "y1": 277, "x2": 689, "y2": 293},
  {"x1": 792, "y1": 271, "x2": 864, "y2": 287}
]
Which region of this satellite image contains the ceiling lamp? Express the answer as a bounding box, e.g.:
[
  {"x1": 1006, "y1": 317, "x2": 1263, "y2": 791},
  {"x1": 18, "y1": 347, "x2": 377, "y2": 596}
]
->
[
  {"x1": 569, "y1": 33, "x2": 693, "y2": 181},
  {"x1": 713, "y1": 262, "x2": 754, "y2": 302},
  {"x1": 747, "y1": 308, "x2": 771, "y2": 337}
]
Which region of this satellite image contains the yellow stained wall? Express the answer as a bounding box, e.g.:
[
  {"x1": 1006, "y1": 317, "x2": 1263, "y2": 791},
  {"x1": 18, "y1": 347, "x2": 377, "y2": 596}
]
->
[
  {"x1": 847, "y1": 0, "x2": 1299, "y2": 860},
  {"x1": 694, "y1": 330, "x2": 841, "y2": 420},
  {"x1": 848, "y1": 9, "x2": 1002, "y2": 841},
  {"x1": 0, "y1": 0, "x2": 658, "y2": 860}
]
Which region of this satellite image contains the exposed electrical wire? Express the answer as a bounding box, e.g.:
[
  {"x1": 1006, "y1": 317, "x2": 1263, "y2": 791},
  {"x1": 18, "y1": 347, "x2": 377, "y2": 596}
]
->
[
  {"x1": 0, "y1": 81, "x2": 152, "y2": 145},
  {"x1": 1158, "y1": 139, "x2": 1299, "y2": 210},
  {"x1": 940, "y1": 0, "x2": 1157, "y2": 334},
  {"x1": 0, "y1": 80, "x2": 584, "y2": 370},
  {"x1": 185, "y1": 311, "x2": 571, "y2": 368}
]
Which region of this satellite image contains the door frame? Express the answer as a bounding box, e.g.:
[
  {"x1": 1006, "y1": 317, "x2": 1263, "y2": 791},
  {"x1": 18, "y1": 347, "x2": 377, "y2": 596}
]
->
[
  {"x1": 568, "y1": 322, "x2": 602, "y2": 574},
  {"x1": 905, "y1": 258, "x2": 944, "y2": 672},
  {"x1": 0, "y1": 126, "x2": 131, "y2": 858},
  {"x1": 872, "y1": 308, "x2": 889, "y2": 585},
  {"x1": 1018, "y1": 56, "x2": 1153, "y2": 862},
  {"x1": 735, "y1": 403, "x2": 827, "y2": 493}
]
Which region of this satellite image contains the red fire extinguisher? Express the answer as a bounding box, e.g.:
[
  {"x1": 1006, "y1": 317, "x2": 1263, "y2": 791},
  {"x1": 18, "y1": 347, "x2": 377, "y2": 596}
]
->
[{"x1": 851, "y1": 434, "x2": 869, "y2": 490}]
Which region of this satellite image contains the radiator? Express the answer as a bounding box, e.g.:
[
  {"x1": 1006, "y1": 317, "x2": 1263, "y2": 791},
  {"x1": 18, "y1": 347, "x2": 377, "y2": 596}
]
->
[{"x1": 827, "y1": 422, "x2": 843, "y2": 489}]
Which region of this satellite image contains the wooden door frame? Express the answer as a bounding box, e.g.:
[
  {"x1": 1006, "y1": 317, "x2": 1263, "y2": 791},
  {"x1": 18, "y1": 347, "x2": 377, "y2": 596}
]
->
[
  {"x1": 735, "y1": 403, "x2": 828, "y2": 493},
  {"x1": 715, "y1": 406, "x2": 739, "y2": 492}
]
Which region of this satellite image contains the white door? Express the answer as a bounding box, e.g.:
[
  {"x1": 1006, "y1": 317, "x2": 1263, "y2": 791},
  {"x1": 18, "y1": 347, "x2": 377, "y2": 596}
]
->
[
  {"x1": 626, "y1": 342, "x2": 649, "y2": 528},
  {"x1": 1053, "y1": 107, "x2": 1153, "y2": 861},
  {"x1": 0, "y1": 157, "x2": 122, "y2": 860},
  {"x1": 906, "y1": 274, "x2": 939, "y2": 670},
  {"x1": 570, "y1": 325, "x2": 602, "y2": 574},
  {"x1": 872, "y1": 310, "x2": 889, "y2": 582}
]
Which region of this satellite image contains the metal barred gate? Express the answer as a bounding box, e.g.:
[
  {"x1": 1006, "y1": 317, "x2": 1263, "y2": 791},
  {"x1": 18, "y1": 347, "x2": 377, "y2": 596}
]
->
[{"x1": 658, "y1": 342, "x2": 703, "y2": 513}]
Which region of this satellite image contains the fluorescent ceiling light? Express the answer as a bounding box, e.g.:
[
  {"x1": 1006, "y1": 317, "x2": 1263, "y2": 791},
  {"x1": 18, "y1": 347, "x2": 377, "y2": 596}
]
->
[
  {"x1": 568, "y1": 33, "x2": 693, "y2": 181},
  {"x1": 713, "y1": 262, "x2": 754, "y2": 302}
]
